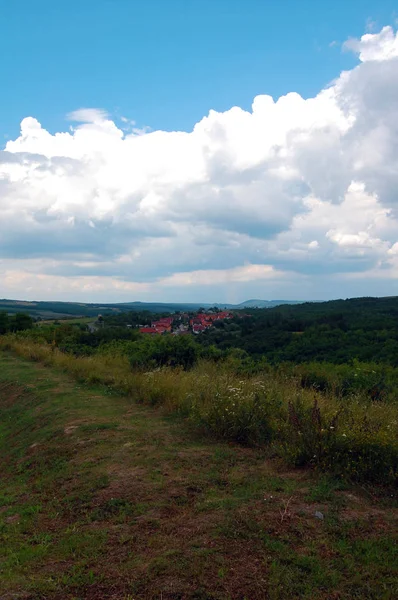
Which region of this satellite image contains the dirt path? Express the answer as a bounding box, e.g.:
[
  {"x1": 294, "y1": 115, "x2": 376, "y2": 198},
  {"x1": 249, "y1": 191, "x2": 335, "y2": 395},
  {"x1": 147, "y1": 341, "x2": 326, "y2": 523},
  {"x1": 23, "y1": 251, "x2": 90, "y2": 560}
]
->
[{"x1": 0, "y1": 352, "x2": 397, "y2": 600}]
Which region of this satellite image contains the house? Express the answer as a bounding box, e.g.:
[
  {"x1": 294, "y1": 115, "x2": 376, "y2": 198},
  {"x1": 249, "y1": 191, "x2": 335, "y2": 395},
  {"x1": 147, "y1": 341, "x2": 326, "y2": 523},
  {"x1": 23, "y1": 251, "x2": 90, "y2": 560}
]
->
[
  {"x1": 193, "y1": 324, "x2": 206, "y2": 334},
  {"x1": 150, "y1": 316, "x2": 174, "y2": 333},
  {"x1": 139, "y1": 327, "x2": 158, "y2": 335},
  {"x1": 152, "y1": 317, "x2": 174, "y2": 327},
  {"x1": 188, "y1": 310, "x2": 234, "y2": 333}
]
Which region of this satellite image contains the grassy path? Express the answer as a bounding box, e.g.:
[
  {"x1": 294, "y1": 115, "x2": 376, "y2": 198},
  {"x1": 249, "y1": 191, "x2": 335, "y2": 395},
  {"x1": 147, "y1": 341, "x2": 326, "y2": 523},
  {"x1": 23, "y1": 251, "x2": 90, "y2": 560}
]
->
[{"x1": 0, "y1": 352, "x2": 397, "y2": 599}]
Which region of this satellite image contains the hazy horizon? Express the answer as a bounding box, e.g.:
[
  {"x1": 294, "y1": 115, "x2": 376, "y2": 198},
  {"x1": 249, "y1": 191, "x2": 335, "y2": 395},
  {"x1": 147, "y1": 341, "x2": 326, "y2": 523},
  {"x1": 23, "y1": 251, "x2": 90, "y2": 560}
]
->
[{"x1": 1, "y1": 294, "x2": 394, "y2": 308}]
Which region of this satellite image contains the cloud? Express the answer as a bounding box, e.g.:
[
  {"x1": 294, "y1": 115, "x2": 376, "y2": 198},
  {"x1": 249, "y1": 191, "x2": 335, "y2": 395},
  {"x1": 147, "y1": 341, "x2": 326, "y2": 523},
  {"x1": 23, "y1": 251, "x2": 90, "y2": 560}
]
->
[
  {"x1": 160, "y1": 264, "x2": 281, "y2": 287},
  {"x1": 67, "y1": 108, "x2": 110, "y2": 123},
  {"x1": 343, "y1": 25, "x2": 398, "y2": 61},
  {"x1": 2, "y1": 25, "x2": 398, "y2": 302}
]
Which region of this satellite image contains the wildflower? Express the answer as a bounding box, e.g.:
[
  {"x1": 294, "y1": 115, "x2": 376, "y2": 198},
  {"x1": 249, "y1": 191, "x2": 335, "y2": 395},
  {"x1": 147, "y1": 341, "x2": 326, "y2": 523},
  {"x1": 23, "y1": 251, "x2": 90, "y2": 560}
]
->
[{"x1": 342, "y1": 433, "x2": 347, "y2": 437}]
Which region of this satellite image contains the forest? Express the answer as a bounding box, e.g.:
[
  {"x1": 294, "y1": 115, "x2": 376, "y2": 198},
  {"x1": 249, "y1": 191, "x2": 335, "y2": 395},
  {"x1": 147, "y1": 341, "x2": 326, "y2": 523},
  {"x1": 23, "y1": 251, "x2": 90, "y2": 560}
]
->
[{"x1": 198, "y1": 296, "x2": 398, "y2": 366}]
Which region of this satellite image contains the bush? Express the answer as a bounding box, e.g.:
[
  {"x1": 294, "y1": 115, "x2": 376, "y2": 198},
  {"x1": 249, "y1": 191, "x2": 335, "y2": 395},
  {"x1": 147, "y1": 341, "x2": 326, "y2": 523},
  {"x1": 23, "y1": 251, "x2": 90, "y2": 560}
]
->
[
  {"x1": 280, "y1": 396, "x2": 398, "y2": 484},
  {"x1": 189, "y1": 380, "x2": 282, "y2": 445},
  {"x1": 127, "y1": 335, "x2": 199, "y2": 370},
  {"x1": 294, "y1": 361, "x2": 397, "y2": 402}
]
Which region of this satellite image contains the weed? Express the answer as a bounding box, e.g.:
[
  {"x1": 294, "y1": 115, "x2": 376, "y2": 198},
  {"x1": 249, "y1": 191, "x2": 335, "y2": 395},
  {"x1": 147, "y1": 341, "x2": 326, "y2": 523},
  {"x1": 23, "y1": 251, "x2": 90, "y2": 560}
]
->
[{"x1": 306, "y1": 476, "x2": 346, "y2": 502}]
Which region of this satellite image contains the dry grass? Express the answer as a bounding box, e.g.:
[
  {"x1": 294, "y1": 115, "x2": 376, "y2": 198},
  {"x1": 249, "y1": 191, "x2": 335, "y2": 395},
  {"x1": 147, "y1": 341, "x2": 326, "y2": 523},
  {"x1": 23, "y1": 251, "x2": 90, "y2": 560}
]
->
[{"x1": 1, "y1": 335, "x2": 397, "y2": 484}]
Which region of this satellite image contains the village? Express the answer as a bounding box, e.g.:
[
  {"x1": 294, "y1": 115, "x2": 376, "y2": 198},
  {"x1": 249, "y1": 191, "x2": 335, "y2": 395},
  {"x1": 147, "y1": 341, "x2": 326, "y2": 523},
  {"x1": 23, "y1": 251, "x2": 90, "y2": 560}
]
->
[{"x1": 138, "y1": 310, "x2": 234, "y2": 335}]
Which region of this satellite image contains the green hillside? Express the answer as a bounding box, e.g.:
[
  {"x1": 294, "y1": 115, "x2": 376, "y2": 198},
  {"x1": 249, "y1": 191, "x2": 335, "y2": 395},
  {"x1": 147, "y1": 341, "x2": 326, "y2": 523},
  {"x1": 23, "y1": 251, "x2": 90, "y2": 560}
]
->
[
  {"x1": 0, "y1": 352, "x2": 396, "y2": 599},
  {"x1": 0, "y1": 299, "x2": 204, "y2": 319},
  {"x1": 0, "y1": 298, "x2": 304, "y2": 320}
]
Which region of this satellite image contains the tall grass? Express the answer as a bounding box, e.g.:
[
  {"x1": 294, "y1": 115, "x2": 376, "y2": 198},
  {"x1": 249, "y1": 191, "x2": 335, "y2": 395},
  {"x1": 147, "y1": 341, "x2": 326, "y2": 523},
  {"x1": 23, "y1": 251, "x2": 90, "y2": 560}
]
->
[{"x1": 1, "y1": 335, "x2": 397, "y2": 484}]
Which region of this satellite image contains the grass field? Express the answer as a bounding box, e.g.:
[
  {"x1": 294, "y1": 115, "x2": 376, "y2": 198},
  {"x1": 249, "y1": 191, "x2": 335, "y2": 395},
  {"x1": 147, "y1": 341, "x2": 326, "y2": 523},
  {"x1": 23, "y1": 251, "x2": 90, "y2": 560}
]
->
[
  {"x1": 0, "y1": 350, "x2": 397, "y2": 599},
  {"x1": 38, "y1": 317, "x2": 95, "y2": 326}
]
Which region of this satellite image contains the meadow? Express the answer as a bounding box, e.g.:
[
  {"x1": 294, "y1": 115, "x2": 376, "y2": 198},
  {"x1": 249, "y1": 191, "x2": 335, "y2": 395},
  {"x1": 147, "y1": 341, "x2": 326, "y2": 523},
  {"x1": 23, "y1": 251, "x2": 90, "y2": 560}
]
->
[
  {"x1": 0, "y1": 333, "x2": 396, "y2": 486},
  {"x1": 0, "y1": 350, "x2": 397, "y2": 599}
]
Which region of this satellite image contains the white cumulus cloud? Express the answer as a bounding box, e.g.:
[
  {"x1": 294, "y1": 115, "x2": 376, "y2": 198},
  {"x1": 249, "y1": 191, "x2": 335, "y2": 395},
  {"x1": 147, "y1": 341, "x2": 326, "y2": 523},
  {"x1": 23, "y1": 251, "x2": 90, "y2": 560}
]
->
[
  {"x1": 344, "y1": 25, "x2": 398, "y2": 62},
  {"x1": 1, "y1": 25, "x2": 398, "y2": 302}
]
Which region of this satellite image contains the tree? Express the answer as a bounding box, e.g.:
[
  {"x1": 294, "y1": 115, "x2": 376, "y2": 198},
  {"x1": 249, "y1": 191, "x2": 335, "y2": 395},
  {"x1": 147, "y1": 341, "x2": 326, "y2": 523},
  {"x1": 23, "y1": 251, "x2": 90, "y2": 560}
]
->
[
  {"x1": 0, "y1": 312, "x2": 9, "y2": 334},
  {"x1": 10, "y1": 313, "x2": 34, "y2": 332}
]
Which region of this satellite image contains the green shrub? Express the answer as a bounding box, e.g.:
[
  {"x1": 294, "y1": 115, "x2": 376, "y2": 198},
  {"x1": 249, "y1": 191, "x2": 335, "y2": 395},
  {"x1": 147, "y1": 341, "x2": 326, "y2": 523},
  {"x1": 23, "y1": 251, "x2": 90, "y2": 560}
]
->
[
  {"x1": 190, "y1": 384, "x2": 282, "y2": 445},
  {"x1": 294, "y1": 361, "x2": 397, "y2": 402},
  {"x1": 281, "y1": 396, "x2": 397, "y2": 484}
]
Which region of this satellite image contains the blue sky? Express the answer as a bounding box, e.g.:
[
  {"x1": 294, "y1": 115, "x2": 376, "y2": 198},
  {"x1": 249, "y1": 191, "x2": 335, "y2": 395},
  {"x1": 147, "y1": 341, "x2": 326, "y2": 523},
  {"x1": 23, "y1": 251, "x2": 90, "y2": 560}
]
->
[
  {"x1": 1, "y1": 0, "x2": 397, "y2": 139},
  {"x1": 1, "y1": 1, "x2": 398, "y2": 302}
]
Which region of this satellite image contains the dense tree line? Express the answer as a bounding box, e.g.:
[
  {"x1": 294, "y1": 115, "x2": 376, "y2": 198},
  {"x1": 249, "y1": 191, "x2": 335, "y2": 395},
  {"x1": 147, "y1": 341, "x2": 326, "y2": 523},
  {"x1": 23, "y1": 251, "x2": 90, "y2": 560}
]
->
[
  {"x1": 197, "y1": 297, "x2": 398, "y2": 366},
  {"x1": 103, "y1": 310, "x2": 158, "y2": 328},
  {"x1": 0, "y1": 312, "x2": 33, "y2": 334}
]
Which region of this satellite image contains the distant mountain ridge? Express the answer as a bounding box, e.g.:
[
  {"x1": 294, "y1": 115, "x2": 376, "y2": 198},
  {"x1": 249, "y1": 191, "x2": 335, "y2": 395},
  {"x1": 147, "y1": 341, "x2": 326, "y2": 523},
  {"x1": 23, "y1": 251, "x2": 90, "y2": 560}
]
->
[
  {"x1": 231, "y1": 299, "x2": 305, "y2": 309},
  {"x1": 0, "y1": 298, "x2": 304, "y2": 319}
]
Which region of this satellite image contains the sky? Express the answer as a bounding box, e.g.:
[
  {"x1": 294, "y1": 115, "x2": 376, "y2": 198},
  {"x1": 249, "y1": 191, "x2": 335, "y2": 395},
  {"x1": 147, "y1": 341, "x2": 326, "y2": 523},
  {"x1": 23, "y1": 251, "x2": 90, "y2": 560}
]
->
[{"x1": 1, "y1": 1, "x2": 398, "y2": 303}]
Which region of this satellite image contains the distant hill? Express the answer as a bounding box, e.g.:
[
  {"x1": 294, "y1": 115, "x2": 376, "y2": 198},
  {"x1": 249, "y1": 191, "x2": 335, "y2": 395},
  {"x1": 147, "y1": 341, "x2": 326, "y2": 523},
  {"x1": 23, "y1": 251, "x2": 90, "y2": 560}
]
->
[
  {"x1": 231, "y1": 299, "x2": 304, "y2": 309},
  {"x1": 0, "y1": 299, "x2": 207, "y2": 319},
  {"x1": 0, "y1": 298, "x2": 305, "y2": 319}
]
